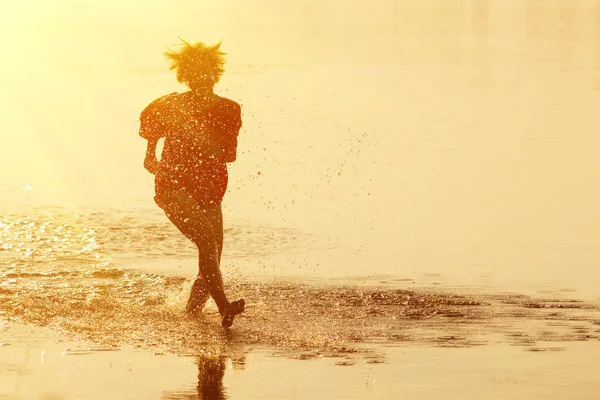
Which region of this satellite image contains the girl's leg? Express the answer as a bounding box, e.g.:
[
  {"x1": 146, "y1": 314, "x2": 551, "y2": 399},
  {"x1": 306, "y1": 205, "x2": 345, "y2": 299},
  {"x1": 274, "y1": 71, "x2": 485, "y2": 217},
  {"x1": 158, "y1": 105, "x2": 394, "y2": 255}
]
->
[
  {"x1": 199, "y1": 200, "x2": 244, "y2": 327},
  {"x1": 186, "y1": 278, "x2": 211, "y2": 314},
  {"x1": 214, "y1": 205, "x2": 224, "y2": 262},
  {"x1": 160, "y1": 190, "x2": 230, "y2": 314},
  {"x1": 185, "y1": 201, "x2": 223, "y2": 314}
]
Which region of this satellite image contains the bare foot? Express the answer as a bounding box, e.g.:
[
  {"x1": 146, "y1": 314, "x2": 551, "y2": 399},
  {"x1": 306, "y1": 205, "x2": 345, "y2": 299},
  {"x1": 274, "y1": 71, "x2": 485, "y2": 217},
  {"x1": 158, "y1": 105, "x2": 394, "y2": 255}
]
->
[{"x1": 221, "y1": 299, "x2": 245, "y2": 328}]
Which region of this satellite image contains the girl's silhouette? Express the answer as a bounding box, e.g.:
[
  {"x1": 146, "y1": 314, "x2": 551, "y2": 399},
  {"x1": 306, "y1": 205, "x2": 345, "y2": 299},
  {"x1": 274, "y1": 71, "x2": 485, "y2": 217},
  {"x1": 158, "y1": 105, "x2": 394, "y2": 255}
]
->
[{"x1": 139, "y1": 39, "x2": 244, "y2": 328}]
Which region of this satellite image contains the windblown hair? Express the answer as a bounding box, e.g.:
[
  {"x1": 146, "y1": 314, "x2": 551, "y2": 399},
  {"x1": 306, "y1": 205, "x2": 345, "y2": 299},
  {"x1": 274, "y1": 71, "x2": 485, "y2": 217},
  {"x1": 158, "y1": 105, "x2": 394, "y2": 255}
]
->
[{"x1": 163, "y1": 38, "x2": 226, "y2": 88}]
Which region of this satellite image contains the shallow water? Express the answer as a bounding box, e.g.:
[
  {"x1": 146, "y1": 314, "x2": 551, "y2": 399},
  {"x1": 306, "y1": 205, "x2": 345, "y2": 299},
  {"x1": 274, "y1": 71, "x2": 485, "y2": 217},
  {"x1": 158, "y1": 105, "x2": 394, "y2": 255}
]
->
[{"x1": 2, "y1": 207, "x2": 599, "y2": 358}]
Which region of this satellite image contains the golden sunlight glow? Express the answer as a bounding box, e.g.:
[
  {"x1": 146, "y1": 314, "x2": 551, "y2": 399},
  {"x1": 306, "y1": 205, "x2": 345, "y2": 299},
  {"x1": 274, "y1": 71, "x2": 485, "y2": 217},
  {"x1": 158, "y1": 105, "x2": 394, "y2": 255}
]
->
[
  {"x1": 1, "y1": 2, "x2": 600, "y2": 396},
  {"x1": 0, "y1": 0, "x2": 234, "y2": 203},
  {"x1": 1, "y1": 0, "x2": 599, "y2": 283}
]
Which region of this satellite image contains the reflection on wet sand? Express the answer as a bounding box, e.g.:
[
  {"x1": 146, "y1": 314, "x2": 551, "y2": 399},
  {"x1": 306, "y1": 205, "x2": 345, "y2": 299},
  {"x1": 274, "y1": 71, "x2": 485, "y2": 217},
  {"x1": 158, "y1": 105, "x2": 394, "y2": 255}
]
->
[{"x1": 163, "y1": 356, "x2": 228, "y2": 400}]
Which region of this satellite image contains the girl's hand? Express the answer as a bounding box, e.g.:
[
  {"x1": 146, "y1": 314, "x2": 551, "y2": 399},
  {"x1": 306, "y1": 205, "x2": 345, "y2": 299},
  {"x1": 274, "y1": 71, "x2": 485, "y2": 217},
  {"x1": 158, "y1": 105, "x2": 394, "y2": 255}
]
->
[
  {"x1": 144, "y1": 137, "x2": 160, "y2": 174},
  {"x1": 144, "y1": 155, "x2": 160, "y2": 175}
]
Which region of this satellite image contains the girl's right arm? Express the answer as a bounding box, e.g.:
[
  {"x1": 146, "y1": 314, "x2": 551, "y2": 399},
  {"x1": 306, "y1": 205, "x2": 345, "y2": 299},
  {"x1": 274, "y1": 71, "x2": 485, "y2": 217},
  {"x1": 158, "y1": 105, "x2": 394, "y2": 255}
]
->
[{"x1": 144, "y1": 138, "x2": 160, "y2": 175}]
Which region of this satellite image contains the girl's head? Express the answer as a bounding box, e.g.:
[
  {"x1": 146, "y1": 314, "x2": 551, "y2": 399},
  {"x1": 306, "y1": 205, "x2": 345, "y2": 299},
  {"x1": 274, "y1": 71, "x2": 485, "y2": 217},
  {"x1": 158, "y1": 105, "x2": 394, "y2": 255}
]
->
[{"x1": 163, "y1": 38, "x2": 226, "y2": 91}]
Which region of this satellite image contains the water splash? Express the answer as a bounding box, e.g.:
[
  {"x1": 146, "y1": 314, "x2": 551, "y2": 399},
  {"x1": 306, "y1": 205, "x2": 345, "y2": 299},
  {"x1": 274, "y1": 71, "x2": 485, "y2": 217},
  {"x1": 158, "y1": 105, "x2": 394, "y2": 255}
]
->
[{"x1": 1, "y1": 263, "x2": 599, "y2": 359}]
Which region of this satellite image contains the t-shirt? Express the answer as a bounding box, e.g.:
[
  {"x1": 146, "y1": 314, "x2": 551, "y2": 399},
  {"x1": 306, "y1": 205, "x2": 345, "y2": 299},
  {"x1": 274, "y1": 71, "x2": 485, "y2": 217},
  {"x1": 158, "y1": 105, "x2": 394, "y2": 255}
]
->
[{"x1": 139, "y1": 91, "x2": 242, "y2": 207}]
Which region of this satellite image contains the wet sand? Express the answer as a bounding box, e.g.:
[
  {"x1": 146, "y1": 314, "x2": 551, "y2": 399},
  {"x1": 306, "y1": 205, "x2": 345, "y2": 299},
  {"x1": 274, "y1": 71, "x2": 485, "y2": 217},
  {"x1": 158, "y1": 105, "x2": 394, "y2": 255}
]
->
[
  {"x1": 2, "y1": 316, "x2": 600, "y2": 399},
  {"x1": 2, "y1": 264, "x2": 600, "y2": 399}
]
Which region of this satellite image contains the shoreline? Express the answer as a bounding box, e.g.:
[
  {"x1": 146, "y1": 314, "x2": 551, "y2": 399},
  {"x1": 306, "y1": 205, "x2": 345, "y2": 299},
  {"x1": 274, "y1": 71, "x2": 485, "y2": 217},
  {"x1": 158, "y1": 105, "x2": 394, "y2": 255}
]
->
[
  {"x1": 2, "y1": 264, "x2": 600, "y2": 399},
  {"x1": 2, "y1": 320, "x2": 600, "y2": 400}
]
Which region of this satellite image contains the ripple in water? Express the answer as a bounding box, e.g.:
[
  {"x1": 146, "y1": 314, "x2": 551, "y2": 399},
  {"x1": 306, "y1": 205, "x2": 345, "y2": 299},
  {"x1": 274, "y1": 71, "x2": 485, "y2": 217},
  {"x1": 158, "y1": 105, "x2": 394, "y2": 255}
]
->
[
  {"x1": 1, "y1": 206, "x2": 328, "y2": 265},
  {"x1": 1, "y1": 208, "x2": 599, "y2": 360}
]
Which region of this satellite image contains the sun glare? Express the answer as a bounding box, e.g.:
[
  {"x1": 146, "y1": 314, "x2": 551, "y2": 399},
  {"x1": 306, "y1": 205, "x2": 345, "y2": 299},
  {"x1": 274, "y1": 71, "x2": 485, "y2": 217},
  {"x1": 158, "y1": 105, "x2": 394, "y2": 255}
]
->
[{"x1": 0, "y1": 0, "x2": 236, "y2": 204}]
